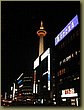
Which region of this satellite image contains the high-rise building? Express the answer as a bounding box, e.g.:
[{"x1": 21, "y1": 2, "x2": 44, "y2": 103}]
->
[
  {"x1": 16, "y1": 73, "x2": 33, "y2": 105},
  {"x1": 53, "y1": 15, "x2": 80, "y2": 106}
]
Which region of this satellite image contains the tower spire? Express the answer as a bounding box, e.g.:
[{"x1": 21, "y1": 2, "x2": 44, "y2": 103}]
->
[{"x1": 40, "y1": 21, "x2": 44, "y2": 30}]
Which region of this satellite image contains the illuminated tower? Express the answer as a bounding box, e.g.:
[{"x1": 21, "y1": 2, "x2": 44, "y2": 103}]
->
[{"x1": 37, "y1": 21, "x2": 47, "y2": 56}]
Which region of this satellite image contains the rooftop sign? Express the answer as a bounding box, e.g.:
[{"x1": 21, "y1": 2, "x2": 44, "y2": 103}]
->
[{"x1": 55, "y1": 15, "x2": 79, "y2": 46}]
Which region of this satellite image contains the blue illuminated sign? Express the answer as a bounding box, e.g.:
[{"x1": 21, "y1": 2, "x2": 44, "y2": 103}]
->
[
  {"x1": 55, "y1": 15, "x2": 79, "y2": 46},
  {"x1": 18, "y1": 80, "x2": 22, "y2": 84},
  {"x1": 48, "y1": 74, "x2": 50, "y2": 81}
]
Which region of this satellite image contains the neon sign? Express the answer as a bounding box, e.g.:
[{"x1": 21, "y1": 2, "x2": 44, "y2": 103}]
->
[
  {"x1": 55, "y1": 15, "x2": 79, "y2": 46},
  {"x1": 61, "y1": 88, "x2": 78, "y2": 98}
]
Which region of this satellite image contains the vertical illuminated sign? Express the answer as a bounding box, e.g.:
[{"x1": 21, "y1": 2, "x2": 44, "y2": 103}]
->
[
  {"x1": 33, "y1": 70, "x2": 36, "y2": 94},
  {"x1": 41, "y1": 48, "x2": 50, "y2": 91},
  {"x1": 55, "y1": 15, "x2": 79, "y2": 46},
  {"x1": 34, "y1": 57, "x2": 39, "y2": 69},
  {"x1": 13, "y1": 83, "x2": 15, "y2": 100}
]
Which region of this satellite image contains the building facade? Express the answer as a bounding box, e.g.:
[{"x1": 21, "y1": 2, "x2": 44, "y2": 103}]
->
[{"x1": 53, "y1": 15, "x2": 80, "y2": 106}]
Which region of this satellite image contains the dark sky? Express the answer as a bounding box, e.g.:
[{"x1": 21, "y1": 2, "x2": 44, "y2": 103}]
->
[{"x1": 1, "y1": 1, "x2": 80, "y2": 94}]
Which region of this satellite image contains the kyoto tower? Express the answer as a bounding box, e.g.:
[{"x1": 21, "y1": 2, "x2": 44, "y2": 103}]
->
[{"x1": 37, "y1": 21, "x2": 47, "y2": 56}]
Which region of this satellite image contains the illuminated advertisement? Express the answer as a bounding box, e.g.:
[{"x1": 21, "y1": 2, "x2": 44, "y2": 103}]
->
[
  {"x1": 61, "y1": 88, "x2": 78, "y2": 98},
  {"x1": 41, "y1": 48, "x2": 50, "y2": 91},
  {"x1": 34, "y1": 56, "x2": 39, "y2": 69},
  {"x1": 41, "y1": 48, "x2": 50, "y2": 61},
  {"x1": 55, "y1": 15, "x2": 79, "y2": 46},
  {"x1": 18, "y1": 79, "x2": 22, "y2": 84},
  {"x1": 33, "y1": 84, "x2": 35, "y2": 93}
]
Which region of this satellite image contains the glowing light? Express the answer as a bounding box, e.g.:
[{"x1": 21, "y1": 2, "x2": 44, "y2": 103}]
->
[
  {"x1": 61, "y1": 93, "x2": 78, "y2": 97},
  {"x1": 19, "y1": 93, "x2": 22, "y2": 96},
  {"x1": 38, "y1": 99, "x2": 40, "y2": 101},
  {"x1": 38, "y1": 80, "x2": 40, "y2": 82},
  {"x1": 41, "y1": 48, "x2": 51, "y2": 91},
  {"x1": 37, "y1": 21, "x2": 47, "y2": 37},
  {"x1": 55, "y1": 15, "x2": 79, "y2": 46},
  {"x1": 18, "y1": 79, "x2": 22, "y2": 84},
  {"x1": 8, "y1": 100, "x2": 12, "y2": 103},
  {"x1": 62, "y1": 99, "x2": 66, "y2": 101},
  {"x1": 72, "y1": 53, "x2": 74, "y2": 57},
  {"x1": 17, "y1": 73, "x2": 24, "y2": 80},
  {"x1": 15, "y1": 89, "x2": 17, "y2": 91},
  {"x1": 41, "y1": 48, "x2": 50, "y2": 61},
  {"x1": 36, "y1": 84, "x2": 38, "y2": 94},
  {"x1": 43, "y1": 85, "x2": 46, "y2": 88},
  {"x1": 71, "y1": 99, "x2": 75, "y2": 101},
  {"x1": 11, "y1": 87, "x2": 13, "y2": 91},
  {"x1": 40, "y1": 21, "x2": 44, "y2": 29},
  {"x1": 42, "y1": 71, "x2": 48, "y2": 76},
  {"x1": 74, "y1": 78, "x2": 76, "y2": 80},
  {"x1": 77, "y1": 77, "x2": 79, "y2": 79},
  {"x1": 53, "y1": 94, "x2": 55, "y2": 97},
  {"x1": 33, "y1": 84, "x2": 35, "y2": 93},
  {"x1": 41, "y1": 99, "x2": 43, "y2": 104},
  {"x1": 48, "y1": 81, "x2": 50, "y2": 90},
  {"x1": 5, "y1": 92, "x2": 7, "y2": 100},
  {"x1": 53, "y1": 76, "x2": 55, "y2": 78},
  {"x1": 76, "y1": 98, "x2": 79, "y2": 106},
  {"x1": 19, "y1": 84, "x2": 23, "y2": 88},
  {"x1": 53, "y1": 98, "x2": 55, "y2": 101},
  {"x1": 34, "y1": 56, "x2": 39, "y2": 69},
  {"x1": 54, "y1": 102, "x2": 56, "y2": 105},
  {"x1": 27, "y1": 99, "x2": 31, "y2": 101},
  {"x1": 75, "y1": 51, "x2": 78, "y2": 55},
  {"x1": 13, "y1": 83, "x2": 15, "y2": 100}
]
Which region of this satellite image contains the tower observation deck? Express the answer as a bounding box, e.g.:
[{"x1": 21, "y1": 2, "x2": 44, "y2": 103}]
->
[{"x1": 37, "y1": 21, "x2": 47, "y2": 56}]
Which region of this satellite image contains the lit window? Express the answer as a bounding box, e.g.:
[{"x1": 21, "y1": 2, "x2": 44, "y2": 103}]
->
[
  {"x1": 63, "y1": 59, "x2": 66, "y2": 63},
  {"x1": 71, "y1": 99, "x2": 75, "y2": 102},
  {"x1": 59, "y1": 61, "x2": 62, "y2": 65},
  {"x1": 53, "y1": 94, "x2": 55, "y2": 97},
  {"x1": 53, "y1": 84, "x2": 55, "y2": 87},
  {"x1": 71, "y1": 103, "x2": 75, "y2": 105},
  {"x1": 74, "y1": 78, "x2": 76, "y2": 80},
  {"x1": 62, "y1": 98, "x2": 66, "y2": 101},
  {"x1": 72, "y1": 53, "x2": 74, "y2": 57},
  {"x1": 38, "y1": 80, "x2": 40, "y2": 82},
  {"x1": 75, "y1": 51, "x2": 77, "y2": 55},
  {"x1": 77, "y1": 77, "x2": 79, "y2": 79},
  {"x1": 43, "y1": 85, "x2": 46, "y2": 88},
  {"x1": 53, "y1": 76, "x2": 55, "y2": 78},
  {"x1": 54, "y1": 102, "x2": 56, "y2": 105},
  {"x1": 53, "y1": 98, "x2": 55, "y2": 101}
]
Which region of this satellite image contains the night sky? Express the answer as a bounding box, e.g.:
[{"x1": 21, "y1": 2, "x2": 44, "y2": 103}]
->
[{"x1": 1, "y1": 1, "x2": 80, "y2": 95}]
